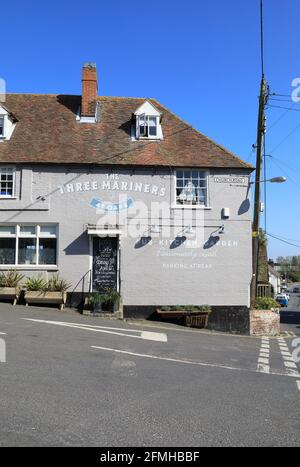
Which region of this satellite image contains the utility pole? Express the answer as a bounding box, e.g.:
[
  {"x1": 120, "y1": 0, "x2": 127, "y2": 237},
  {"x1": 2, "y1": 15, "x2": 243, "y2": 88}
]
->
[
  {"x1": 250, "y1": 78, "x2": 268, "y2": 304},
  {"x1": 250, "y1": 0, "x2": 268, "y2": 305}
]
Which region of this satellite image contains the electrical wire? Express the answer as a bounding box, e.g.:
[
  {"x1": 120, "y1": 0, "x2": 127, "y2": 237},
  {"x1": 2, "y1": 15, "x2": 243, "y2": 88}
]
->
[
  {"x1": 269, "y1": 124, "x2": 300, "y2": 154},
  {"x1": 268, "y1": 104, "x2": 300, "y2": 112},
  {"x1": 267, "y1": 233, "x2": 300, "y2": 249}
]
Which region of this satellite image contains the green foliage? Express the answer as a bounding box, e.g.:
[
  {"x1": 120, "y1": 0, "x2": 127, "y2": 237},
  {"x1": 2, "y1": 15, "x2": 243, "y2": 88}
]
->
[
  {"x1": 46, "y1": 274, "x2": 71, "y2": 292},
  {"x1": 287, "y1": 272, "x2": 300, "y2": 283},
  {"x1": 25, "y1": 274, "x2": 71, "y2": 292},
  {"x1": 0, "y1": 270, "x2": 24, "y2": 288},
  {"x1": 89, "y1": 293, "x2": 104, "y2": 305},
  {"x1": 100, "y1": 287, "x2": 121, "y2": 305},
  {"x1": 255, "y1": 297, "x2": 279, "y2": 310},
  {"x1": 25, "y1": 276, "x2": 48, "y2": 292}
]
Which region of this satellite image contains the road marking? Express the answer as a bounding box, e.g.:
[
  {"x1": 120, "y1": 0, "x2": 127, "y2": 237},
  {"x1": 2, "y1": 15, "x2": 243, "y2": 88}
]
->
[
  {"x1": 277, "y1": 338, "x2": 300, "y2": 377},
  {"x1": 258, "y1": 357, "x2": 269, "y2": 365},
  {"x1": 0, "y1": 332, "x2": 6, "y2": 335},
  {"x1": 21, "y1": 318, "x2": 168, "y2": 343},
  {"x1": 257, "y1": 337, "x2": 270, "y2": 374},
  {"x1": 297, "y1": 381, "x2": 300, "y2": 391},
  {"x1": 91, "y1": 345, "x2": 300, "y2": 378},
  {"x1": 257, "y1": 364, "x2": 270, "y2": 374},
  {"x1": 284, "y1": 361, "x2": 298, "y2": 369}
]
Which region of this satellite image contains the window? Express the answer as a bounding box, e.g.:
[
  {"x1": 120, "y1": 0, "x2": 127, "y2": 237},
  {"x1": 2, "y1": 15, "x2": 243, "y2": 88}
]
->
[
  {"x1": 176, "y1": 170, "x2": 208, "y2": 206},
  {"x1": 0, "y1": 167, "x2": 15, "y2": 197},
  {"x1": 0, "y1": 225, "x2": 57, "y2": 266},
  {"x1": 138, "y1": 115, "x2": 158, "y2": 138},
  {"x1": 0, "y1": 116, "x2": 4, "y2": 137}
]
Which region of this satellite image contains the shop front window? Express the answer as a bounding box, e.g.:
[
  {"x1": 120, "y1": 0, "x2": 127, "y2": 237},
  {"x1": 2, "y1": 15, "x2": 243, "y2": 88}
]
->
[{"x1": 0, "y1": 224, "x2": 57, "y2": 266}]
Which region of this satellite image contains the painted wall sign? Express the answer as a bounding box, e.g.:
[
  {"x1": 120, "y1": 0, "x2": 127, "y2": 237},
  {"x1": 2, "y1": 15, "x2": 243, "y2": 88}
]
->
[
  {"x1": 90, "y1": 197, "x2": 134, "y2": 212},
  {"x1": 213, "y1": 177, "x2": 246, "y2": 184},
  {"x1": 59, "y1": 176, "x2": 166, "y2": 197}
]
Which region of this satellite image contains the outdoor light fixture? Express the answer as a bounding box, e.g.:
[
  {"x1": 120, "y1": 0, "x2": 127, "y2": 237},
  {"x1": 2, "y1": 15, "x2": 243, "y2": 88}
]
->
[
  {"x1": 150, "y1": 225, "x2": 161, "y2": 234},
  {"x1": 185, "y1": 226, "x2": 195, "y2": 235},
  {"x1": 269, "y1": 177, "x2": 287, "y2": 184},
  {"x1": 250, "y1": 176, "x2": 287, "y2": 185}
]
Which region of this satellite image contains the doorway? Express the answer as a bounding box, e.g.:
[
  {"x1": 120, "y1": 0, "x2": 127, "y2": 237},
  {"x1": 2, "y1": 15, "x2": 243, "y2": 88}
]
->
[{"x1": 92, "y1": 236, "x2": 119, "y2": 292}]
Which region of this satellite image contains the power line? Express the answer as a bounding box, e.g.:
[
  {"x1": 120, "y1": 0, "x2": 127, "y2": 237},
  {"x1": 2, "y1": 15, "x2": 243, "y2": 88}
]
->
[
  {"x1": 269, "y1": 156, "x2": 300, "y2": 192},
  {"x1": 267, "y1": 232, "x2": 300, "y2": 249},
  {"x1": 268, "y1": 104, "x2": 300, "y2": 112},
  {"x1": 269, "y1": 124, "x2": 300, "y2": 154}
]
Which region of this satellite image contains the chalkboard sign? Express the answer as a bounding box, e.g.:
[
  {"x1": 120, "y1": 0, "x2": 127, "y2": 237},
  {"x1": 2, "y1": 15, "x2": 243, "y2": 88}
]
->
[{"x1": 93, "y1": 237, "x2": 118, "y2": 292}]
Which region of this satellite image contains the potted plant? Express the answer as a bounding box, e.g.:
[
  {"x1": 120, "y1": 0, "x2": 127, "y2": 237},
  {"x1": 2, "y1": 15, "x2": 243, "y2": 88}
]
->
[
  {"x1": 101, "y1": 288, "x2": 121, "y2": 313},
  {"x1": 24, "y1": 275, "x2": 71, "y2": 310},
  {"x1": 89, "y1": 292, "x2": 104, "y2": 313},
  {"x1": 0, "y1": 270, "x2": 24, "y2": 305}
]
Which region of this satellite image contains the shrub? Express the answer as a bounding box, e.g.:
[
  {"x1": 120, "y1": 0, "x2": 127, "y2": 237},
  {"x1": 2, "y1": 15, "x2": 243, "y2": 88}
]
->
[
  {"x1": 255, "y1": 297, "x2": 279, "y2": 310},
  {"x1": 0, "y1": 270, "x2": 24, "y2": 288},
  {"x1": 25, "y1": 276, "x2": 48, "y2": 292},
  {"x1": 46, "y1": 275, "x2": 71, "y2": 292}
]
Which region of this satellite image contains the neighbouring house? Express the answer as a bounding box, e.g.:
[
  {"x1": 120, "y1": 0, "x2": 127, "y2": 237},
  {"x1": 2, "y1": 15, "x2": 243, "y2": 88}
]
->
[
  {"x1": 0, "y1": 63, "x2": 254, "y2": 318},
  {"x1": 268, "y1": 265, "x2": 281, "y2": 297}
]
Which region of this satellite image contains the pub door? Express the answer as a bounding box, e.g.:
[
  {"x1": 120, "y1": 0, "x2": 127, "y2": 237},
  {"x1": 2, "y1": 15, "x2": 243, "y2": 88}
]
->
[{"x1": 92, "y1": 237, "x2": 118, "y2": 292}]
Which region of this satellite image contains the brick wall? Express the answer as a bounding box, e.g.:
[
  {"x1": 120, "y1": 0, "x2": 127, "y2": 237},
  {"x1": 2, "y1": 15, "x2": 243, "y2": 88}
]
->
[
  {"x1": 249, "y1": 309, "x2": 280, "y2": 336},
  {"x1": 81, "y1": 63, "x2": 98, "y2": 117}
]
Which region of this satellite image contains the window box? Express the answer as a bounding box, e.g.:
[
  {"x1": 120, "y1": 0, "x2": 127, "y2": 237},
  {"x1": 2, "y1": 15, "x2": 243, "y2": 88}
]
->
[
  {"x1": 0, "y1": 286, "x2": 20, "y2": 306},
  {"x1": 24, "y1": 291, "x2": 67, "y2": 310}
]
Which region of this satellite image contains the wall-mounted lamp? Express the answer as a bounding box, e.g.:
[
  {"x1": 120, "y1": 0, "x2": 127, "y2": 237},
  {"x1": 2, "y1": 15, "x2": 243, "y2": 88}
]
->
[
  {"x1": 184, "y1": 226, "x2": 195, "y2": 235},
  {"x1": 151, "y1": 225, "x2": 161, "y2": 234}
]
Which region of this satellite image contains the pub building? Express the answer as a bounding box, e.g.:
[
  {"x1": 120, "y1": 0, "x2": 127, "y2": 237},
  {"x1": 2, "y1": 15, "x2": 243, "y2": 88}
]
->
[{"x1": 0, "y1": 63, "x2": 254, "y2": 321}]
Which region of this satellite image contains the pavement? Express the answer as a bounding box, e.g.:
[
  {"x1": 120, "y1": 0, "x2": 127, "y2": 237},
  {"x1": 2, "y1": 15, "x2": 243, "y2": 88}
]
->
[{"x1": 0, "y1": 294, "x2": 299, "y2": 447}]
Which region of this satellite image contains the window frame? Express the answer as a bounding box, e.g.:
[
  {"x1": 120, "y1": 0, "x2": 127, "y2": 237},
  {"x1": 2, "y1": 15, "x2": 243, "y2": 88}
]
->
[
  {"x1": 136, "y1": 114, "x2": 159, "y2": 140},
  {"x1": 0, "y1": 115, "x2": 4, "y2": 138},
  {"x1": 0, "y1": 166, "x2": 16, "y2": 198},
  {"x1": 0, "y1": 224, "x2": 58, "y2": 268},
  {"x1": 173, "y1": 170, "x2": 210, "y2": 209}
]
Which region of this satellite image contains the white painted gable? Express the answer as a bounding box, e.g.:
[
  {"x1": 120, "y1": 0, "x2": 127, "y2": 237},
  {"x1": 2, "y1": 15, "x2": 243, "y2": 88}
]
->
[{"x1": 134, "y1": 100, "x2": 161, "y2": 117}]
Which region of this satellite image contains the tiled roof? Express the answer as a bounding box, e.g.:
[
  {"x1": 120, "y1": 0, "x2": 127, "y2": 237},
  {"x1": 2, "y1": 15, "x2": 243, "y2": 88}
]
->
[{"x1": 0, "y1": 94, "x2": 253, "y2": 170}]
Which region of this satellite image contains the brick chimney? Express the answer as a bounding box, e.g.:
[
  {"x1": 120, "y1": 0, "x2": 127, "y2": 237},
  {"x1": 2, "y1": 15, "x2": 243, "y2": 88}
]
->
[{"x1": 81, "y1": 62, "x2": 98, "y2": 118}]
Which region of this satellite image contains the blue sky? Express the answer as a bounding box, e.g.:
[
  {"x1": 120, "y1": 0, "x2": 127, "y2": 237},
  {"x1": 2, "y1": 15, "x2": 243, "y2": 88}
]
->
[{"x1": 1, "y1": 0, "x2": 300, "y2": 259}]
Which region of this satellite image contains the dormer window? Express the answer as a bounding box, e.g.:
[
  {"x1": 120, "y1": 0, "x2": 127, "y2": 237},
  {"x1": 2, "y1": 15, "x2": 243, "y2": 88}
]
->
[
  {"x1": 138, "y1": 115, "x2": 158, "y2": 138},
  {"x1": 0, "y1": 116, "x2": 4, "y2": 138},
  {"x1": 134, "y1": 100, "x2": 163, "y2": 140},
  {"x1": 0, "y1": 106, "x2": 17, "y2": 141}
]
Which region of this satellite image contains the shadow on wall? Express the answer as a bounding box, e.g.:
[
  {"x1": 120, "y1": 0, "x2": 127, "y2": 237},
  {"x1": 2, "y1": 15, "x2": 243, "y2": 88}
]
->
[
  {"x1": 135, "y1": 237, "x2": 152, "y2": 249},
  {"x1": 204, "y1": 235, "x2": 220, "y2": 250},
  {"x1": 170, "y1": 237, "x2": 186, "y2": 249},
  {"x1": 64, "y1": 232, "x2": 89, "y2": 255},
  {"x1": 238, "y1": 198, "x2": 250, "y2": 216}
]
